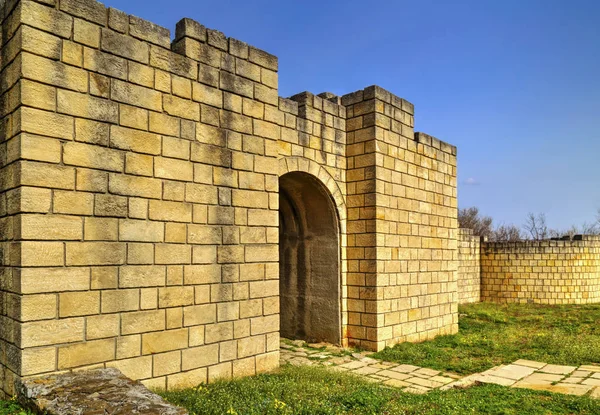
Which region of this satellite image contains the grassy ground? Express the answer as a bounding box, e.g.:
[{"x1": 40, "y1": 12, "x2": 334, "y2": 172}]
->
[
  {"x1": 161, "y1": 364, "x2": 600, "y2": 415},
  {"x1": 373, "y1": 302, "x2": 600, "y2": 375},
  {"x1": 6, "y1": 303, "x2": 600, "y2": 414},
  {"x1": 0, "y1": 399, "x2": 30, "y2": 415}
]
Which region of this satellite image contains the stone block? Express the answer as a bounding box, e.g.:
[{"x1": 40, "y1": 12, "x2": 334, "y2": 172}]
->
[
  {"x1": 110, "y1": 126, "x2": 161, "y2": 155},
  {"x1": 95, "y1": 194, "x2": 128, "y2": 217},
  {"x1": 53, "y1": 191, "x2": 94, "y2": 215},
  {"x1": 19, "y1": 1, "x2": 73, "y2": 39},
  {"x1": 59, "y1": 291, "x2": 100, "y2": 317},
  {"x1": 102, "y1": 29, "x2": 149, "y2": 64},
  {"x1": 121, "y1": 310, "x2": 165, "y2": 335},
  {"x1": 120, "y1": 265, "x2": 166, "y2": 288},
  {"x1": 21, "y1": 268, "x2": 90, "y2": 294},
  {"x1": 109, "y1": 174, "x2": 162, "y2": 199},
  {"x1": 142, "y1": 328, "x2": 188, "y2": 355},
  {"x1": 17, "y1": 107, "x2": 74, "y2": 140},
  {"x1": 64, "y1": 142, "x2": 124, "y2": 172},
  {"x1": 66, "y1": 242, "x2": 126, "y2": 266},
  {"x1": 21, "y1": 318, "x2": 84, "y2": 347},
  {"x1": 181, "y1": 344, "x2": 219, "y2": 371},
  {"x1": 19, "y1": 214, "x2": 82, "y2": 240},
  {"x1": 22, "y1": 53, "x2": 87, "y2": 93}
]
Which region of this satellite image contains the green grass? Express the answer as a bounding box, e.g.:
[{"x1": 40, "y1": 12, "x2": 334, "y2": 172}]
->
[
  {"x1": 0, "y1": 399, "x2": 31, "y2": 415},
  {"x1": 161, "y1": 364, "x2": 600, "y2": 415},
  {"x1": 373, "y1": 302, "x2": 600, "y2": 375}
]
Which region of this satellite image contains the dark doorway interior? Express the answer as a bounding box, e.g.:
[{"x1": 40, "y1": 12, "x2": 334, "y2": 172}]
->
[{"x1": 279, "y1": 172, "x2": 341, "y2": 344}]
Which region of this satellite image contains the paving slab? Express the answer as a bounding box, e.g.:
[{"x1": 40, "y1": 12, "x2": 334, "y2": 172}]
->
[
  {"x1": 391, "y1": 364, "x2": 421, "y2": 373},
  {"x1": 562, "y1": 377, "x2": 584, "y2": 384},
  {"x1": 551, "y1": 383, "x2": 594, "y2": 396},
  {"x1": 486, "y1": 364, "x2": 536, "y2": 380},
  {"x1": 430, "y1": 376, "x2": 455, "y2": 385},
  {"x1": 377, "y1": 370, "x2": 412, "y2": 381},
  {"x1": 539, "y1": 364, "x2": 577, "y2": 375},
  {"x1": 339, "y1": 361, "x2": 367, "y2": 370},
  {"x1": 590, "y1": 387, "x2": 600, "y2": 399},
  {"x1": 579, "y1": 365, "x2": 600, "y2": 372},
  {"x1": 514, "y1": 373, "x2": 565, "y2": 387},
  {"x1": 514, "y1": 359, "x2": 546, "y2": 369},
  {"x1": 591, "y1": 372, "x2": 600, "y2": 379},
  {"x1": 405, "y1": 377, "x2": 444, "y2": 389},
  {"x1": 369, "y1": 363, "x2": 394, "y2": 369},
  {"x1": 352, "y1": 366, "x2": 381, "y2": 375},
  {"x1": 474, "y1": 374, "x2": 517, "y2": 387},
  {"x1": 414, "y1": 368, "x2": 441, "y2": 377},
  {"x1": 572, "y1": 370, "x2": 591, "y2": 378},
  {"x1": 582, "y1": 378, "x2": 600, "y2": 387}
]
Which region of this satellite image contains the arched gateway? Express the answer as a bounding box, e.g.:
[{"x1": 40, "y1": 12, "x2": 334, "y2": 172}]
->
[{"x1": 279, "y1": 172, "x2": 341, "y2": 344}]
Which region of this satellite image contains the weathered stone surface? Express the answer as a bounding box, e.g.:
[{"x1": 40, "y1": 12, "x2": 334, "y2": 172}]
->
[
  {"x1": 17, "y1": 368, "x2": 187, "y2": 414},
  {"x1": 0, "y1": 0, "x2": 470, "y2": 398}
]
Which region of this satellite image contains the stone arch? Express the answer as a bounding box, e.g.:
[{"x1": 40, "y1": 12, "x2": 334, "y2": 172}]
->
[
  {"x1": 277, "y1": 157, "x2": 347, "y2": 345},
  {"x1": 277, "y1": 157, "x2": 347, "y2": 231}
]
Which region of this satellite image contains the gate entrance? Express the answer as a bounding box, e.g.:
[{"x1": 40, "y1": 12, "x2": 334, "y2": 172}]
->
[{"x1": 278, "y1": 172, "x2": 341, "y2": 344}]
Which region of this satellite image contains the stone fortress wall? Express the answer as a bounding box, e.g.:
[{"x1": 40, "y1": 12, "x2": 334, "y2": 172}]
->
[
  {"x1": 0, "y1": 0, "x2": 460, "y2": 397},
  {"x1": 480, "y1": 236, "x2": 600, "y2": 304},
  {"x1": 457, "y1": 233, "x2": 600, "y2": 305},
  {"x1": 457, "y1": 228, "x2": 480, "y2": 304}
]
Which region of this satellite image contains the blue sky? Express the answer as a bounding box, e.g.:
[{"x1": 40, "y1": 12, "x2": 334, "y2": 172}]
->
[{"x1": 104, "y1": 0, "x2": 600, "y2": 231}]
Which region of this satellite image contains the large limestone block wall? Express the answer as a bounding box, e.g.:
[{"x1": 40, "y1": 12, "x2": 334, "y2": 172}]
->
[
  {"x1": 458, "y1": 228, "x2": 481, "y2": 304},
  {"x1": 0, "y1": 0, "x2": 460, "y2": 396},
  {"x1": 342, "y1": 87, "x2": 458, "y2": 350},
  {"x1": 481, "y1": 236, "x2": 600, "y2": 304},
  {"x1": 277, "y1": 92, "x2": 349, "y2": 346},
  {"x1": 0, "y1": 0, "x2": 281, "y2": 397}
]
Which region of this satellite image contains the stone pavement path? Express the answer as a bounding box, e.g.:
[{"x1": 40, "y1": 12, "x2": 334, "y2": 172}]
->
[{"x1": 280, "y1": 339, "x2": 600, "y2": 398}]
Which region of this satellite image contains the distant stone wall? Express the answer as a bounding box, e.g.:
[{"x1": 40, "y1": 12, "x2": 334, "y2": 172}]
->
[
  {"x1": 481, "y1": 236, "x2": 600, "y2": 304},
  {"x1": 458, "y1": 229, "x2": 481, "y2": 304}
]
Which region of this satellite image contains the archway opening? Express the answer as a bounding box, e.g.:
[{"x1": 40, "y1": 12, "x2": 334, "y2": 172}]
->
[{"x1": 279, "y1": 172, "x2": 341, "y2": 345}]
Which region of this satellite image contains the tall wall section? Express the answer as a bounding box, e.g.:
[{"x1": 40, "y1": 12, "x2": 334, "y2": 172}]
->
[
  {"x1": 277, "y1": 92, "x2": 349, "y2": 345},
  {"x1": 0, "y1": 0, "x2": 461, "y2": 396},
  {"x1": 457, "y1": 228, "x2": 481, "y2": 304},
  {"x1": 0, "y1": 0, "x2": 282, "y2": 396},
  {"x1": 481, "y1": 236, "x2": 600, "y2": 304},
  {"x1": 342, "y1": 87, "x2": 458, "y2": 350}
]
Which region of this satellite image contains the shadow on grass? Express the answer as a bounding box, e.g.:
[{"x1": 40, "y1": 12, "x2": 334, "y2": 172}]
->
[{"x1": 161, "y1": 365, "x2": 600, "y2": 415}]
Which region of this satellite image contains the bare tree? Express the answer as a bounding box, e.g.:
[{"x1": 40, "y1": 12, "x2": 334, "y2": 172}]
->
[
  {"x1": 523, "y1": 212, "x2": 549, "y2": 240},
  {"x1": 461, "y1": 207, "x2": 600, "y2": 242},
  {"x1": 458, "y1": 207, "x2": 494, "y2": 239},
  {"x1": 557, "y1": 222, "x2": 600, "y2": 238},
  {"x1": 491, "y1": 224, "x2": 523, "y2": 242}
]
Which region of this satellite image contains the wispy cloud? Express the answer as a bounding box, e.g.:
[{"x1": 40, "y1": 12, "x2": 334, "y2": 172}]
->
[{"x1": 464, "y1": 177, "x2": 480, "y2": 186}]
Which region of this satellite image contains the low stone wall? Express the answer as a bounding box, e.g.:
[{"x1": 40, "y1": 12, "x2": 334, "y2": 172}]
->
[
  {"x1": 458, "y1": 229, "x2": 481, "y2": 304},
  {"x1": 481, "y1": 236, "x2": 600, "y2": 304}
]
